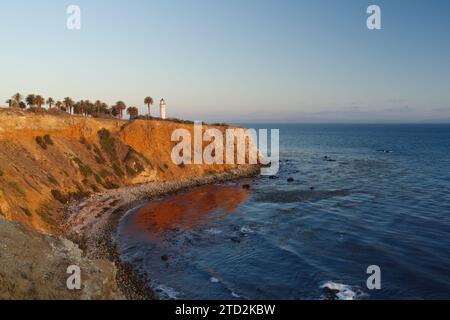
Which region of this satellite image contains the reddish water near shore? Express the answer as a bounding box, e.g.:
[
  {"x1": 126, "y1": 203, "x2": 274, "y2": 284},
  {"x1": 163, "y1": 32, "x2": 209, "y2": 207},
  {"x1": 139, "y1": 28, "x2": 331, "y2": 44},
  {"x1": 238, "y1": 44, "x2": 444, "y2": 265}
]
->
[{"x1": 130, "y1": 184, "x2": 251, "y2": 240}]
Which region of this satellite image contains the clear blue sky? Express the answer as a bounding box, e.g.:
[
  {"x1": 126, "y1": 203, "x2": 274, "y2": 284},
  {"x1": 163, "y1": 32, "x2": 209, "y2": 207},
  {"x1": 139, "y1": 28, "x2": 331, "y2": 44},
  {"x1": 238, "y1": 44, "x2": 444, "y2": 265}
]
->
[{"x1": 1, "y1": 0, "x2": 449, "y2": 122}]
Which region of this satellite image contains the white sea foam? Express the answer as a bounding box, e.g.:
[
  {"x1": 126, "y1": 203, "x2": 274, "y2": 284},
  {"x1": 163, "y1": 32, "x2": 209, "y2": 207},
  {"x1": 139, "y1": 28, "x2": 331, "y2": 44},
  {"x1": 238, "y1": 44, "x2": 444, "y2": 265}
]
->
[
  {"x1": 205, "y1": 228, "x2": 223, "y2": 235},
  {"x1": 240, "y1": 226, "x2": 255, "y2": 234},
  {"x1": 154, "y1": 283, "x2": 181, "y2": 300},
  {"x1": 320, "y1": 281, "x2": 364, "y2": 301},
  {"x1": 210, "y1": 277, "x2": 220, "y2": 283}
]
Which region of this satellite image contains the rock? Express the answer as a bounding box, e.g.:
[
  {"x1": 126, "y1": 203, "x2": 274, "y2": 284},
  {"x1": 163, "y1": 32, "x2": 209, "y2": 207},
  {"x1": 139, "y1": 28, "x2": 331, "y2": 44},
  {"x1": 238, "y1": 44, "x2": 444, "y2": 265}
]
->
[
  {"x1": 229, "y1": 237, "x2": 241, "y2": 244},
  {"x1": 161, "y1": 255, "x2": 169, "y2": 262},
  {"x1": 323, "y1": 287, "x2": 340, "y2": 299},
  {"x1": 310, "y1": 187, "x2": 315, "y2": 191},
  {"x1": 376, "y1": 149, "x2": 392, "y2": 153},
  {"x1": 242, "y1": 184, "x2": 251, "y2": 190},
  {"x1": 287, "y1": 178, "x2": 294, "y2": 182}
]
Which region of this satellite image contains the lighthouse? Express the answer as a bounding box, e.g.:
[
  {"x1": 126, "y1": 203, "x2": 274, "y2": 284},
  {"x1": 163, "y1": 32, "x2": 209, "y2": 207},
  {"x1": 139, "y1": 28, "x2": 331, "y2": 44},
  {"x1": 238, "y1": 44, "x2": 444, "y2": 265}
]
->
[{"x1": 160, "y1": 99, "x2": 167, "y2": 120}]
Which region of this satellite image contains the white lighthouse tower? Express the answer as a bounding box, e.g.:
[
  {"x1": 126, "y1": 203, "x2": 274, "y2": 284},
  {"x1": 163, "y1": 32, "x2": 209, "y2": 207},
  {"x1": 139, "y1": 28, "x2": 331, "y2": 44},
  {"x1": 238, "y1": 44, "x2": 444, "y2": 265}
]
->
[{"x1": 160, "y1": 99, "x2": 167, "y2": 120}]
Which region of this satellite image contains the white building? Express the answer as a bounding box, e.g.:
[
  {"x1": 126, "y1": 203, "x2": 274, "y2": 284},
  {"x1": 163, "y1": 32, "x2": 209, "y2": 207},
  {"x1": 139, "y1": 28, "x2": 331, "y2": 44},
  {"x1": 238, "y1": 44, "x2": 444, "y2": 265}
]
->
[{"x1": 160, "y1": 99, "x2": 167, "y2": 119}]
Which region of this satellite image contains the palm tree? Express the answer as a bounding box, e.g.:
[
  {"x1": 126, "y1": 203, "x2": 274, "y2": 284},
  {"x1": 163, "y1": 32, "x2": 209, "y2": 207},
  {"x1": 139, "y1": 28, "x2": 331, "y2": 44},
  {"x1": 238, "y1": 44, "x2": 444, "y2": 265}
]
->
[
  {"x1": 63, "y1": 97, "x2": 73, "y2": 114},
  {"x1": 26, "y1": 94, "x2": 36, "y2": 107},
  {"x1": 127, "y1": 106, "x2": 139, "y2": 120},
  {"x1": 12, "y1": 93, "x2": 23, "y2": 107},
  {"x1": 5, "y1": 99, "x2": 12, "y2": 108},
  {"x1": 63, "y1": 97, "x2": 74, "y2": 114},
  {"x1": 55, "y1": 101, "x2": 62, "y2": 110},
  {"x1": 84, "y1": 100, "x2": 94, "y2": 116},
  {"x1": 74, "y1": 100, "x2": 84, "y2": 115},
  {"x1": 46, "y1": 97, "x2": 55, "y2": 109},
  {"x1": 111, "y1": 106, "x2": 120, "y2": 118},
  {"x1": 94, "y1": 100, "x2": 102, "y2": 114},
  {"x1": 115, "y1": 101, "x2": 126, "y2": 119},
  {"x1": 34, "y1": 95, "x2": 45, "y2": 108},
  {"x1": 144, "y1": 96, "x2": 154, "y2": 117}
]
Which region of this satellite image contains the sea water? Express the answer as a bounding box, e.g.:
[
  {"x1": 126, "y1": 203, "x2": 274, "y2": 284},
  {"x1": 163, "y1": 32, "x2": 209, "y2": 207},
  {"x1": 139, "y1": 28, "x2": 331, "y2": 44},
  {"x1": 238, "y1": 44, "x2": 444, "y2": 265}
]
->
[{"x1": 116, "y1": 124, "x2": 450, "y2": 300}]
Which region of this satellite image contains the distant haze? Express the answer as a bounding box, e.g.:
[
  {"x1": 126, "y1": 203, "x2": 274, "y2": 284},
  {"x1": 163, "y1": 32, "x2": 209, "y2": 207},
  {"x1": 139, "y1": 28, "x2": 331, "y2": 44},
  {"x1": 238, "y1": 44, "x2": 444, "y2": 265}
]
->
[{"x1": 1, "y1": 0, "x2": 449, "y2": 123}]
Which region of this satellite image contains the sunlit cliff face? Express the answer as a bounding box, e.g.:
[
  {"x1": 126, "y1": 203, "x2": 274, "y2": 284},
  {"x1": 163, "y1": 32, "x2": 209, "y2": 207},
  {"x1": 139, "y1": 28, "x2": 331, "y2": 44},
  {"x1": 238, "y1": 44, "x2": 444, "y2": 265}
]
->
[{"x1": 132, "y1": 184, "x2": 251, "y2": 237}]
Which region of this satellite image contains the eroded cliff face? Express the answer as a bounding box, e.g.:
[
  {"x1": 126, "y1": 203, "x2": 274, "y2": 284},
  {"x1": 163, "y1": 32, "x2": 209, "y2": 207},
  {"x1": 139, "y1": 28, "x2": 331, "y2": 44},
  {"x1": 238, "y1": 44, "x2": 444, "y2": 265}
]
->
[
  {"x1": 0, "y1": 215, "x2": 123, "y2": 300},
  {"x1": 0, "y1": 109, "x2": 238, "y2": 234}
]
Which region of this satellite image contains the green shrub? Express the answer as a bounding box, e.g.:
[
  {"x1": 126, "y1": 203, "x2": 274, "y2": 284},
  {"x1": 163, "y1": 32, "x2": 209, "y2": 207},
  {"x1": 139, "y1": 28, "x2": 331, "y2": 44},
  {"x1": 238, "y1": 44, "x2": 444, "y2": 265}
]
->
[
  {"x1": 51, "y1": 189, "x2": 68, "y2": 204},
  {"x1": 102, "y1": 181, "x2": 120, "y2": 190},
  {"x1": 72, "y1": 157, "x2": 83, "y2": 166},
  {"x1": 113, "y1": 163, "x2": 124, "y2": 177},
  {"x1": 37, "y1": 211, "x2": 57, "y2": 225},
  {"x1": 36, "y1": 136, "x2": 47, "y2": 149},
  {"x1": 93, "y1": 145, "x2": 106, "y2": 164},
  {"x1": 68, "y1": 189, "x2": 90, "y2": 201},
  {"x1": 99, "y1": 169, "x2": 112, "y2": 178},
  {"x1": 48, "y1": 175, "x2": 59, "y2": 186},
  {"x1": 91, "y1": 184, "x2": 100, "y2": 193},
  {"x1": 43, "y1": 134, "x2": 54, "y2": 146},
  {"x1": 9, "y1": 182, "x2": 25, "y2": 196},
  {"x1": 126, "y1": 165, "x2": 137, "y2": 176},
  {"x1": 21, "y1": 207, "x2": 32, "y2": 217},
  {"x1": 79, "y1": 164, "x2": 93, "y2": 177},
  {"x1": 82, "y1": 178, "x2": 90, "y2": 185},
  {"x1": 98, "y1": 129, "x2": 117, "y2": 161},
  {"x1": 94, "y1": 174, "x2": 102, "y2": 184}
]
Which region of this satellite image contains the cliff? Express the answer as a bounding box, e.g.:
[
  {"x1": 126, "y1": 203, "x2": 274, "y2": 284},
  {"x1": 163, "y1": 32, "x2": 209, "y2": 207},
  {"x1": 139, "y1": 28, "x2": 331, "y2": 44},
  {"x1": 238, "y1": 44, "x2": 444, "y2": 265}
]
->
[
  {"x1": 0, "y1": 109, "x2": 238, "y2": 234},
  {"x1": 0, "y1": 108, "x2": 255, "y2": 300}
]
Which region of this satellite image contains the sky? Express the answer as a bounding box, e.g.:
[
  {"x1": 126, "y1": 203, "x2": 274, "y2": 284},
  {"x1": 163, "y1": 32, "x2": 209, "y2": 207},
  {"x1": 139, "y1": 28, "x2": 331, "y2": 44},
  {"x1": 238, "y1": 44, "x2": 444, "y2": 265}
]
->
[{"x1": 0, "y1": 0, "x2": 449, "y2": 123}]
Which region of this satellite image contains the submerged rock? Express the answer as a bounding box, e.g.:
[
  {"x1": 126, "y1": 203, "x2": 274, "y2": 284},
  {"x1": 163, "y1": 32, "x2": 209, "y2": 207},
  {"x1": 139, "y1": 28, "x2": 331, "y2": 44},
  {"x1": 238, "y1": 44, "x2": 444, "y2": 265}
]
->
[{"x1": 376, "y1": 149, "x2": 393, "y2": 153}]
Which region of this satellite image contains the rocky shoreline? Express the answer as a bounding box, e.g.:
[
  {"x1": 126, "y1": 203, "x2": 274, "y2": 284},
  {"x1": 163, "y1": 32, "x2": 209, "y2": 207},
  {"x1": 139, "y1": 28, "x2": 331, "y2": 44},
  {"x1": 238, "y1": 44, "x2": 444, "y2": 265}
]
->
[{"x1": 63, "y1": 165, "x2": 260, "y2": 299}]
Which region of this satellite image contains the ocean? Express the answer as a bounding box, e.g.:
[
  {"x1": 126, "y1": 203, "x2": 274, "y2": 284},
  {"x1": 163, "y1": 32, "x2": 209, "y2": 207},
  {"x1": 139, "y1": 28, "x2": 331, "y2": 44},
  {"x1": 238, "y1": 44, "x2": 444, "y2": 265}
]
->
[{"x1": 116, "y1": 124, "x2": 450, "y2": 300}]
